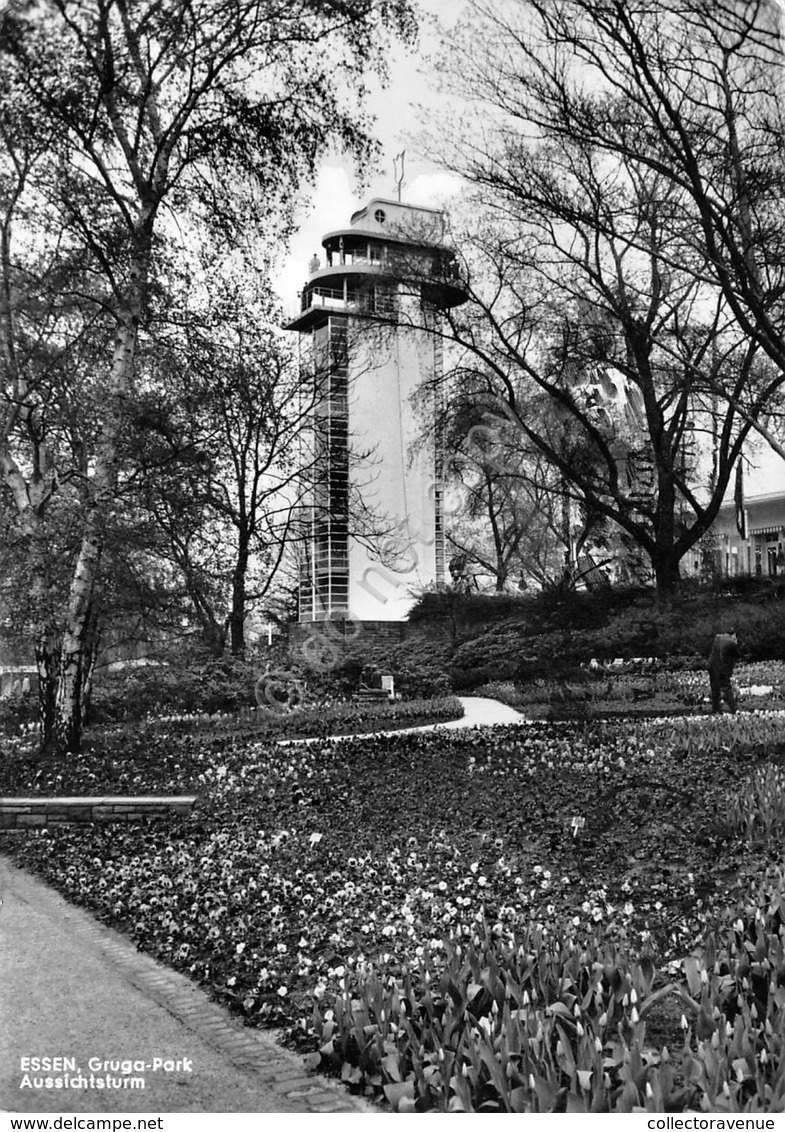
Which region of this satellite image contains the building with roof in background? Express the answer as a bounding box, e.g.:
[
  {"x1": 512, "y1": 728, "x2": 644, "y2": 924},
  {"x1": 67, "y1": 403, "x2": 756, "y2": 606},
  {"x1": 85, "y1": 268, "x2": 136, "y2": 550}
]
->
[{"x1": 707, "y1": 440, "x2": 785, "y2": 581}]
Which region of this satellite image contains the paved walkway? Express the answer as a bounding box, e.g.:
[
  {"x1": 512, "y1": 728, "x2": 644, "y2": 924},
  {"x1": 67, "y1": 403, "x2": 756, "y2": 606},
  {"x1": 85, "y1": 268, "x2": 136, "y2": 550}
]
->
[
  {"x1": 280, "y1": 694, "x2": 529, "y2": 745},
  {"x1": 0, "y1": 856, "x2": 371, "y2": 1114},
  {"x1": 439, "y1": 695, "x2": 528, "y2": 729},
  {"x1": 0, "y1": 696, "x2": 527, "y2": 1115}
]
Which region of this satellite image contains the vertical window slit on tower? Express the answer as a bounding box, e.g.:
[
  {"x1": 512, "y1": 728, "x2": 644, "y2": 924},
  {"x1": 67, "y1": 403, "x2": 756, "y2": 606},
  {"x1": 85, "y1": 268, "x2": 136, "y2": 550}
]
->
[{"x1": 299, "y1": 315, "x2": 350, "y2": 618}]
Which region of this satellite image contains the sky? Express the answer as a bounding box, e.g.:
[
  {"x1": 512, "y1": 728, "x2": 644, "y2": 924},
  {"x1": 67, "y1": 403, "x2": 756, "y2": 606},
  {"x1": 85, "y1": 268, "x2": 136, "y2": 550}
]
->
[{"x1": 275, "y1": 0, "x2": 469, "y2": 305}]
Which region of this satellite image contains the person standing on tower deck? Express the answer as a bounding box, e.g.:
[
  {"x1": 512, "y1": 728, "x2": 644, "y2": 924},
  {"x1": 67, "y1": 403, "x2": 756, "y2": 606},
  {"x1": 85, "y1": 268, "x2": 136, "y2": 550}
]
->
[{"x1": 707, "y1": 631, "x2": 739, "y2": 714}]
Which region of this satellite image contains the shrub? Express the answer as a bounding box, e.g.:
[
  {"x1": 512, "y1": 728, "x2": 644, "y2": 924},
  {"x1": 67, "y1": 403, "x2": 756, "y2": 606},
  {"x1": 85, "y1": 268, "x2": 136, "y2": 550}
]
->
[
  {"x1": 289, "y1": 637, "x2": 453, "y2": 702},
  {"x1": 0, "y1": 691, "x2": 37, "y2": 732},
  {"x1": 87, "y1": 656, "x2": 258, "y2": 723},
  {"x1": 384, "y1": 640, "x2": 453, "y2": 699},
  {"x1": 471, "y1": 681, "x2": 526, "y2": 708},
  {"x1": 410, "y1": 581, "x2": 785, "y2": 691},
  {"x1": 449, "y1": 627, "x2": 531, "y2": 689}
]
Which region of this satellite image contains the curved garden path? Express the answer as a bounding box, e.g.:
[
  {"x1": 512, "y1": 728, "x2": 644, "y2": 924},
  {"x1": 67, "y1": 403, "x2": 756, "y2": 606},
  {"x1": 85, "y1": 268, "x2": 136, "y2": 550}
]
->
[
  {"x1": 280, "y1": 695, "x2": 528, "y2": 746},
  {"x1": 441, "y1": 695, "x2": 528, "y2": 729}
]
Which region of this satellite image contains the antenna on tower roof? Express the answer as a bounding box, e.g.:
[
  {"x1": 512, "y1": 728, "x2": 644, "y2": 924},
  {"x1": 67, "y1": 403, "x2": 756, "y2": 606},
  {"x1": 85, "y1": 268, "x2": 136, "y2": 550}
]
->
[{"x1": 393, "y1": 151, "x2": 406, "y2": 202}]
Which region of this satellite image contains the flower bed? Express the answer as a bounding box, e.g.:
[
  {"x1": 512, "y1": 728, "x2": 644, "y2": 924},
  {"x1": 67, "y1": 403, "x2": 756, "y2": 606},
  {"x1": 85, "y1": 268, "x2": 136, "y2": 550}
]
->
[
  {"x1": 3, "y1": 714, "x2": 785, "y2": 1111},
  {"x1": 130, "y1": 694, "x2": 466, "y2": 740},
  {"x1": 0, "y1": 695, "x2": 464, "y2": 764},
  {"x1": 478, "y1": 662, "x2": 785, "y2": 719}
]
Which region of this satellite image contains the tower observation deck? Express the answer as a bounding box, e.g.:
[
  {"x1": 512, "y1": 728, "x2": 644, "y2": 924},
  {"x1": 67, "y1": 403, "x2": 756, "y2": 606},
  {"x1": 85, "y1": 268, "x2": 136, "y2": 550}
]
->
[{"x1": 286, "y1": 198, "x2": 466, "y2": 624}]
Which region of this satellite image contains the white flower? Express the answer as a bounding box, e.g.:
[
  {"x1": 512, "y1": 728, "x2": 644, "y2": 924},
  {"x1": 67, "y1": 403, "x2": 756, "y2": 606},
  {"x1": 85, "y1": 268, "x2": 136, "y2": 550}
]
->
[{"x1": 277, "y1": 985, "x2": 288, "y2": 997}]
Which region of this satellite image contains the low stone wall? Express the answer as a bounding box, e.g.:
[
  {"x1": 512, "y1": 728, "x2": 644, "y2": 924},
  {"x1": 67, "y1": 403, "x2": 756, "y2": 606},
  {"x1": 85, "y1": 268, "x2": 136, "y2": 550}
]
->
[
  {"x1": 0, "y1": 666, "x2": 37, "y2": 699},
  {"x1": 288, "y1": 619, "x2": 408, "y2": 655},
  {"x1": 0, "y1": 795, "x2": 197, "y2": 829}
]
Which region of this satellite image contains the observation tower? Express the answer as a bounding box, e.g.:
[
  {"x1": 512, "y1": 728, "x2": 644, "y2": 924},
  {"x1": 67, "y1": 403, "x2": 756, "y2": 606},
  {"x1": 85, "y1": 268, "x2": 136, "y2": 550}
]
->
[{"x1": 285, "y1": 197, "x2": 465, "y2": 626}]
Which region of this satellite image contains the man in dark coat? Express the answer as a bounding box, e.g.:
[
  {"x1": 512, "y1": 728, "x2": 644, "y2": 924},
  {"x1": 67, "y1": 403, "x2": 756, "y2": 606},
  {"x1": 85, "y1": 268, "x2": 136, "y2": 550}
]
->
[{"x1": 708, "y1": 631, "x2": 739, "y2": 714}]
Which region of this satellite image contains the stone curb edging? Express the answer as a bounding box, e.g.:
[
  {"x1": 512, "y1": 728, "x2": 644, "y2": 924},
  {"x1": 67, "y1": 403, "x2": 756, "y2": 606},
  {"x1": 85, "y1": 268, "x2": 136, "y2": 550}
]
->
[
  {"x1": 0, "y1": 857, "x2": 374, "y2": 1114},
  {"x1": 0, "y1": 795, "x2": 197, "y2": 829}
]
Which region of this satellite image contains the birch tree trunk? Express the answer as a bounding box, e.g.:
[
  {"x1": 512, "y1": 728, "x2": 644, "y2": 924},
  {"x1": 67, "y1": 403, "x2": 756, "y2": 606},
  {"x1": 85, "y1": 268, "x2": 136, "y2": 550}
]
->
[
  {"x1": 51, "y1": 284, "x2": 145, "y2": 754},
  {"x1": 53, "y1": 539, "x2": 102, "y2": 753},
  {"x1": 35, "y1": 639, "x2": 60, "y2": 756},
  {"x1": 1, "y1": 217, "x2": 62, "y2": 753},
  {"x1": 1, "y1": 0, "x2": 417, "y2": 755}
]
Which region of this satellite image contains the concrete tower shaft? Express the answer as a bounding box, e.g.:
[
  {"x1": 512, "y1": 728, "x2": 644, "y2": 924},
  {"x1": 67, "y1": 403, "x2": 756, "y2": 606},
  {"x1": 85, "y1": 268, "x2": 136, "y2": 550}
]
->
[{"x1": 286, "y1": 198, "x2": 466, "y2": 624}]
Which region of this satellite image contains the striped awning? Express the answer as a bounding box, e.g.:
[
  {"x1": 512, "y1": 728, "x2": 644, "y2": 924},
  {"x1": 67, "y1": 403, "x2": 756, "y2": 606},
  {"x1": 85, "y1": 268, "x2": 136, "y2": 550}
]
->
[{"x1": 749, "y1": 527, "x2": 782, "y2": 539}]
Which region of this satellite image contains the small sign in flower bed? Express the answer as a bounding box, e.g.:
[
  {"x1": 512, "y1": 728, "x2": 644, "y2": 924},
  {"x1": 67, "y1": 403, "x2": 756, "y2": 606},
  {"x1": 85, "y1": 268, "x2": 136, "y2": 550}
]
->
[{"x1": 3, "y1": 712, "x2": 785, "y2": 1111}]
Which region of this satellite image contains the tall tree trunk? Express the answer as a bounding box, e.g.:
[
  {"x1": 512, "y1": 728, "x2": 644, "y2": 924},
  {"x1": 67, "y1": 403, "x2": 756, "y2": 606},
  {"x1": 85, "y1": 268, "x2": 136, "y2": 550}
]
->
[
  {"x1": 230, "y1": 545, "x2": 250, "y2": 656},
  {"x1": 652, "y1": 552, "x2": 681, "y2": 597},
  {"x1": 49, "y1": 276, "x2": 144, "y2": 755},
  {"x1": 561, "y1": 484, "x2": 572, "y2": 565},
  {"x1": 35, "y1": 638, "x2": 60, "y2": 757},
  {"x1": 36, "y1": 602, "x2": 100, "y2": 755},
  {"x1": 201, "y1": 619, "x2": 227, "y2": 657},
  {"x1": 651, "y1": 424, "x2": 681, "y2": 598},
  {"x1": 54, "y1": 566, "x2": 101, "y2": 753},
  {"x1": 81, "y1": 618, "x2": 100, "y2": 722}
]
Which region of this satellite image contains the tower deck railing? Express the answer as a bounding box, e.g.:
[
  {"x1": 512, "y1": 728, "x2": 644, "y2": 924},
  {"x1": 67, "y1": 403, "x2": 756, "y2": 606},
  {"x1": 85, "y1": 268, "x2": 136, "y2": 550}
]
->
[{"x1": 293, "y1": 287, "x2": 398, "y2": 318}]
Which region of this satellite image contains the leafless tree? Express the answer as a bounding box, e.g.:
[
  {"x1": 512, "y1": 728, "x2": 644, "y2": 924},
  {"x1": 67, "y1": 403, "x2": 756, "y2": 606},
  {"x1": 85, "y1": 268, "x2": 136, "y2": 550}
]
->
[{"x1": 405, "y1": 0, "x2": 785, "y2": 594}]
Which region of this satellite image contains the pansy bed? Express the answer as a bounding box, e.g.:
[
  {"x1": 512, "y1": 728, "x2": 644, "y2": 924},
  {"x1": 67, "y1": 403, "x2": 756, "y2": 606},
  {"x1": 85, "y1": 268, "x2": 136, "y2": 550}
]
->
[{"x1": 3, "y1": 713, "x2": 785, "y2": 1112}]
